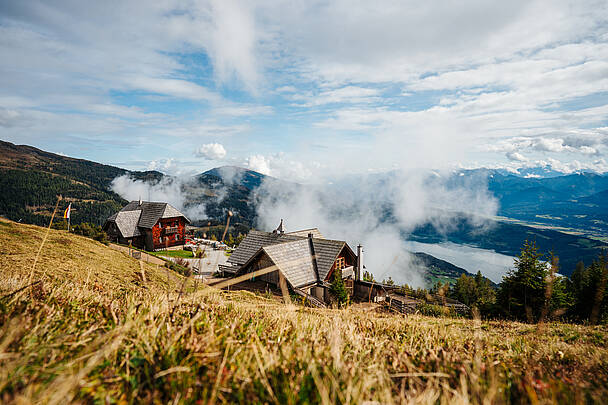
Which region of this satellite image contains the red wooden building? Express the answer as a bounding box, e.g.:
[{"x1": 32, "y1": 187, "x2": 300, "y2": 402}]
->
[{"x1": 103, "y1": 200, "x2": 190, "y2": 251}]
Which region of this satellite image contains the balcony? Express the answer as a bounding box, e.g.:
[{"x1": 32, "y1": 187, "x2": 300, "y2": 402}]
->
[
  {"x1": 342, "y1": 266, "x2": 354, "y2": 278},
  {"x1": 164, "y1": 226, "x2": 179, "y2": 234}
]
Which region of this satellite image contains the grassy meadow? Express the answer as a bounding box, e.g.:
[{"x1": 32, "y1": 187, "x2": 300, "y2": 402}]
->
[
  {"x1": 151, "y1": 249, "x2": 196, "y2": 259},
  {"x1": 1, "y1": 218, "x2": 607, "y2": 404}
]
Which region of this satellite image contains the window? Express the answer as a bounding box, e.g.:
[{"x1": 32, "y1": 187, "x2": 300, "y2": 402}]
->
[{"x1": 335, "y1": 257, "x2": 345, "y2": 270}]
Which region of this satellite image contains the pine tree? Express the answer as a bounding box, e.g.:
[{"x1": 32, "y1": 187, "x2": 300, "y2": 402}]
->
[
  {"x1": 453, "y1": 274, "x2": 478, "y2": 307},
  {"x1": 498, "y1": 240, "x2": 549, "y2": 322},
  {"x1": 362, "y1": 271, "x2": 375, "y2": 282},
  {"x1": 330, "y1": 268, "x2": 349, "y2": 307},
  {"x1": 569, "y1": 253, "x2": 608, "y2": 323},
  {"x1": 451, "y1": 271, "x2": 496, "y2": 316}
]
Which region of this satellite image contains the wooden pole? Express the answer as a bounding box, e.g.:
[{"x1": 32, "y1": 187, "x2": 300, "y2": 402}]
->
[
  {"x1": 27, "y1": 196, "x2": 61, "y2": 289},
  {"x1": 221, "y1": 211, "x2": 233, "y2": 243}
]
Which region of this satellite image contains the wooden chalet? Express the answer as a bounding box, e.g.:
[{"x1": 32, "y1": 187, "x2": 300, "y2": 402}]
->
[
  {"x1": 219, "y1": 220, "x2": 361, "y2": 306},
  {"x1": 103, "y1": 200, "x2": 190, "y2": 251}
]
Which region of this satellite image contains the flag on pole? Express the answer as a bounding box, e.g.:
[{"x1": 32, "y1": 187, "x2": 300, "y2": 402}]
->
[
  {"x1": 63, "y1": 203, "x2": 71, "y2": 219},
  {"x1": 63, "y1": 203, "x2": 71, "y2": 232}
]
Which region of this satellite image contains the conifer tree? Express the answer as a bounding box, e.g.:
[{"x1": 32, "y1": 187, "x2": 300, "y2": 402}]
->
[
  {"x1": 330, "y1": 268, "x2": 349, "y2": 307},
  {"x1": 498, "y1": 240, "x2": 549, "y2": 322}
]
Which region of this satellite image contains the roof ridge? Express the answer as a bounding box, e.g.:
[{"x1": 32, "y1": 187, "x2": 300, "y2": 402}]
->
[
  {"x1": 311, "y1": 237, "x2": 345, "y2": 243},
  {"x1": 286, "y1": 227, "x2": 319, "y2": 233}
]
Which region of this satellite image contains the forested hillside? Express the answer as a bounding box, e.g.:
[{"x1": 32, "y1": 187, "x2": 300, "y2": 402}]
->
[{"x1": 0, "y1": 140, "x2": 161, "y2": 226}]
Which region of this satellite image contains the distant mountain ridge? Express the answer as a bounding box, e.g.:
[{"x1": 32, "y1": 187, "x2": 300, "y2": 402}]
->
[
  {"x1": 203, "y1": 166, "x2": 268, "y2": 190},
  {"x1": 451, "y1": 169, "x2": 608, "y2": 239},
  {"x1": 411, "y1": 251, "x2": 496, "y2": 286},
  {"x1": 0, "y1": 140, "x2": 273, "y2": 228},
  {"x1": 2, "y1": 140, "x2": 606, "y2": 279}
]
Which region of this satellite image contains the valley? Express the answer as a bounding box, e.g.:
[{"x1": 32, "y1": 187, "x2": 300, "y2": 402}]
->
[{"x1": 1, "y1": 139, "x2": 606, "y2": 286}]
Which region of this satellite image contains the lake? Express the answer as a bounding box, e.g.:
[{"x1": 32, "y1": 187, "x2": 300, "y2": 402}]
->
[{"x1": 403, "y1": 241, "x2": 516, "y2": 283}]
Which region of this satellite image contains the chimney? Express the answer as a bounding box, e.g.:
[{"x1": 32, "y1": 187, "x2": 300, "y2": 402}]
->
[
  {"x1": 138, "y1": 196, "x2": 142, "y2": 206},
  {"x1": 356, "y1": 244, "x2": 363, "y2": 281}
]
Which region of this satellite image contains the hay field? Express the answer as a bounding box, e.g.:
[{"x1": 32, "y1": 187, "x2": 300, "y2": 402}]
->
[{"x1": 0, "y1": 219, "x2": 607, "y2": 404}]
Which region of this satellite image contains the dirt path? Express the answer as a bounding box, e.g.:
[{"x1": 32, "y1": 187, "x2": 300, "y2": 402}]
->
[
  {"x1": 161, "y1": 249, "x2": 228, "y2": 275},
  {"x1": 108, "y1": 243, "x2": 166, "y2": 265}
]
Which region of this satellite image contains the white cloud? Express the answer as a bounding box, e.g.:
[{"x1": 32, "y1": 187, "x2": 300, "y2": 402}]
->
[
  {"x1": 147, "y1": 158, "x2": 176, "y2": 172},
  {"x1": 208, "y1": 0, "x2": 259, "y2": 91},
  {"x1": 127, "y1": 76, "x2": 220, "y2": 102},
  {"x1": 0, "y1": 0, "x2": 607, "y2": 175},
  {"x1": 243, "y1": 153, "x2": 320, "y2": 181},
  {"x1": 275, "y1": 85, "x2": 297, "y2": 93},
  {"x1": 534, "y1": 138, "x2": 567, "y2": 153},
  {"x1": 506, "y1": 151, "x2": 527, "y2": 162},
  {"x1": 291, "y1": 86, "x2": 380, "y2": 107},
  {"x1": 253, "y1": 167, "x2": 499, "y2": 286},
  {"x1": 245, "y1": 154, "x2": 272, "y2": 175},
  {"x1": 195, "y1": 143, "x2": 227, "y2": 160},
  {"x1": 110, "y1": 174, "x2": 209, "y2": 221}
]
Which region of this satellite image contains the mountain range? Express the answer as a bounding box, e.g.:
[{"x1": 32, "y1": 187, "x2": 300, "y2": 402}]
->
[
  {"x1": 1, "y1": 139, "x2": 606, "y2": 279},
  {"x1": 452, "y1": 168, "x2": 608, "y2": 239}
]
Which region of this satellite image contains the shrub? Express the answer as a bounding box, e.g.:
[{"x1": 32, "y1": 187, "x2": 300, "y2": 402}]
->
[
  {"x1": 416, "y1": 303, "x2": 458, "y2": 318},
  {"x1": 71, "y1": 222, "x2": 109, "y2": 245},
  {"x1": 165, "y1": 260, "x2": 192, "y2": 277}
]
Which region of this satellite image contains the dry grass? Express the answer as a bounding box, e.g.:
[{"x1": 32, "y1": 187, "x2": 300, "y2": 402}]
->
[
  {"x1": 0, "y1": 218, "x2": 183, "y2": 295},
  {"x1": 1, "y1": 218, "x2": 607, "y2": 404}
]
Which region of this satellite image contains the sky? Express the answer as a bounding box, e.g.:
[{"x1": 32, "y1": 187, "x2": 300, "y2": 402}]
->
[{"x1": 1, "y1": 0, "x2": 608, "y2": 181}]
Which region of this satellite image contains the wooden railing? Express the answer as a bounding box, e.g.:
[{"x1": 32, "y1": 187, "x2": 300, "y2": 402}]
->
[{"x1": 164, "y1": 226, "x2": 179, "y2": 234}]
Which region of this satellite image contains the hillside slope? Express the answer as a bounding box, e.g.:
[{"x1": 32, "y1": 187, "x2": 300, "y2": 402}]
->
[
  {"x1": 0, "y1": 140, "x2": 162, "y2": 226},
  {"x1": 1, "y1": 220, "x2": 607, "y2": 403},
  {"x1": 0, "y1": 217, "x2": 184, "y2": 293},
  {"x1": 411, "y1": 251, "x2": 493, "y2": 285}
]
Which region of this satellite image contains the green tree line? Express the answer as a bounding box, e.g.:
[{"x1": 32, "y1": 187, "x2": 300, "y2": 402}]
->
[{"x1": 441, "y1": 241, "x2": 607, "y2": 323}]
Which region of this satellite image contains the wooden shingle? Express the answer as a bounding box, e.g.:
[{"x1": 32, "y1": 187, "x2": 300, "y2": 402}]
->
[{"x1": 262, "y1": 240, "x2": 317, "y2": 288}]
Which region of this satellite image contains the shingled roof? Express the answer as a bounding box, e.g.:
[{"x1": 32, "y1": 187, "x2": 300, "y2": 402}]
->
[
  {"x1": 105, "y1": 201, "x2": 190, "y2": 237},
  {"x1": 227, "y1": 230, "x2": 302, "y2": 266},
  {"x1": 229, "y1": 226, "x2": 356, "y2": 287},
  {"x1": 113, "y1": 210, "x2": 142, "y2": 238},
  {"x1": 286, "y1": 228, "x2": 324, "y2": 238},
  {"x1": 263, "y1": 239, "x2": 318, "y2": 288},
  {"x1": 311, "y1": 239, "x2": 347, "y2": 281}
]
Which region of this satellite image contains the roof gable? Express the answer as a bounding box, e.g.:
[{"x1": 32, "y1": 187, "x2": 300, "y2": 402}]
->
[
  {"x1": 114, "y1": 210, "x2": 142, "y2": 238},
  {"x1": 323, "y1": 243, "x2": 358, "y2": 281},
  {"x1": 262, "y1": 239, "x2": 317, "y2": 288},
  {"x1": 312, "y1": 239, "x2": 346, "y2": 281},
  {"x1": 162, "y1": 204, "x2": 190, "y2": 222},
  {"x1": 117, "y1": 201, "x2": 189, "y2": 229}
]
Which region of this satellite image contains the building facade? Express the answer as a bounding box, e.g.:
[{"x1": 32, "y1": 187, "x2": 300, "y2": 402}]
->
[
  {"x1": 103, "y1": 200, "x2": 190, "y2": 251},
  {"x1": 219, "y1": 221, "x2": 360, "y2": 306}
]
